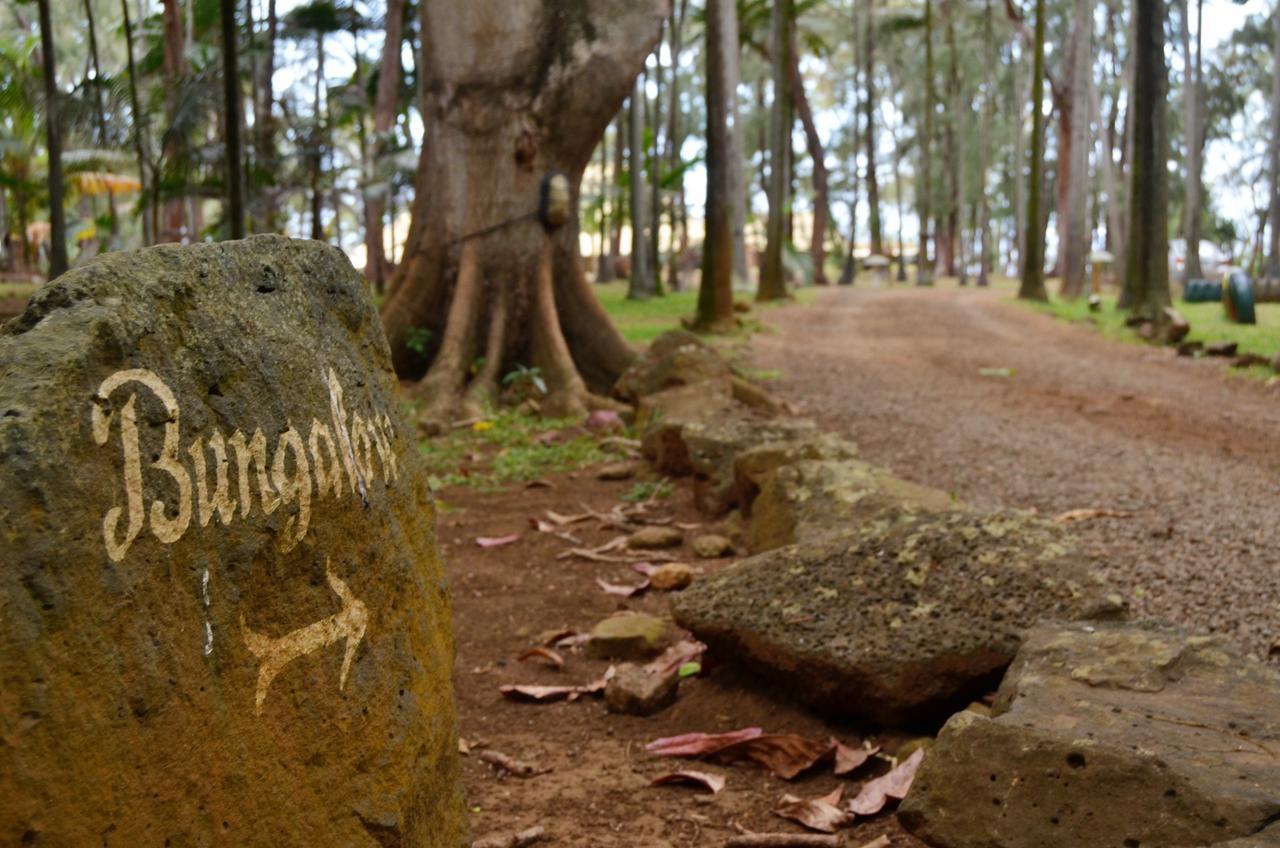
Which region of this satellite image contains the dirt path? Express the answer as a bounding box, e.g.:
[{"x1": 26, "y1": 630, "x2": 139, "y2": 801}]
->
[{"x1": 751, "y1": 285, "x2": 1280, "y2": 659}]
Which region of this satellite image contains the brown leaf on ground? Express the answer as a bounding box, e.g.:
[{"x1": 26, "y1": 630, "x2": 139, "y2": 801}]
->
[
  {"x1": 644, "y1": 640, "x2": 707, "y2": 676},
  {"x1": 476, "y1": 534, "x2": 521, "y2": 548},
  {"x1": 847, "y1": 748, "x2": 925, "y2": 816},
  {"x1": 773, "y1": 786, "x2": 854, "y2": 833},
  {"x1": 499, "y1": 668, "x2": 614, "y2": 703},
  {"x1": 524, "y1": 479, "x2": 553, "y2": 489},
  {"x1": 544, "y1": 509, "x2": 591, "y2": 526},
  {"x1": 649, "y1": 770, "x2": 726, "y2": 795},
  {"x1": 1052, "y1": 507, "x2": 1135, "y2": 525},
  {"x1": 718, "y1": 734, "x2": 835, "y2": 780},
  {"x1": 516, "y1": 647, "x2": 565, "y2": 670},
  {"x1": 528, "y1": 517, "x2": 559, "y2": 533},
  {"x1": 596, "y1": 577, "x2": 650, "y2": 597},
  {"x1": 477, "y1": 750, "x2": 551, "y2": 778},
  {"x1": 645, "y1": 727, "x2": 765, "y2": 757},
  {"x1": 471, "y1": 825, "x2": 547, "y2": 848},
  {"x1": 832, "y1": 740, "x2": 880, "y2": 776}
]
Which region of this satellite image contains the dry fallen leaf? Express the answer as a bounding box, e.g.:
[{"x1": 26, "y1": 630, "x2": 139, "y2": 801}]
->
[
  {"x1": 773, "y1": 787, "x2": 854, "y2": 833},
  {"x1": 517, "y1": 647, "x2": 565, "y2": 670},
  {"x1": 847, "y1": 748, "x2": 925, "y2": 816},
  {"x1": 646, "y1": 727, "x2": 765, "y2": 758},
  {"x1": 596, "y1": 577, "x2": 650, "y2": 597},
  {"x1": 650, "y1": 770, "x2": 726, "y2": 795},
  {"x1": 545, "y1": 509, "x2": 591, "y2": 526},
  {"x1": 718, "y1": 734, "x2": 835, "y2": 780},
  {"x1": 499, "y1": 668, "x2": 614, "y2": 703},
  {"x1": 644, "y1": 640, "x2": 707, "y2": 676},
  {"x1": 1052, "y1": 508, "x2": 1135, "y2": 525},
  {"x1": 476, "y1": 534, "x2": 521, "y2": 548},
  {"x1": 857, "y1": 837, "x2": 891, "y2": 848},
  {"x1": 478, "y1": 749, "x2": 551, "y2": 778},
  {"x1": 832, "y1": 740, "x2": 880, "y2": 776}
]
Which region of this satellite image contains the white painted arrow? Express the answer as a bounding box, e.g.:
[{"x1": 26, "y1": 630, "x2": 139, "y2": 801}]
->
[{"x1": 241, "y1": 558, "x2": 369, "y2": 715}]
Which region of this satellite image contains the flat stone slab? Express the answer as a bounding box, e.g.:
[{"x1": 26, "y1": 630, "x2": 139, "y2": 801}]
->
[
  {"x1": 900, "y1": 623, "x2": 1280, "y2": 848},
  {"x1": 0, "y1": 237, "x2": 466, "y2": 845},
  {"x1": 671, "y1": 512, "x2": 1124, "y2": 726}
]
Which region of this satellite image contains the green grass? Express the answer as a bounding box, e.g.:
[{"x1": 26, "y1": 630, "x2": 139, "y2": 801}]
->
[
  {"x1": 1026, "y1": 291, "x2": 1280, "y2": 369},
  {"x1": 594, "y1": 280, "x2": 818, "y2": 346},
  {"x1": 418, "y1": 407, "x2": 606, "y2": 492},
  {"x1": 0, "y1": 281, "x2": 36, "y2": 300}
]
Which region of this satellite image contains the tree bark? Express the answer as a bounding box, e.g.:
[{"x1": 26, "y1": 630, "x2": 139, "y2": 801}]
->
[
  {"x1": 37, "y1": 0, "x2": 67, "y2": 278},
  {"x1": 120, "y1": 0, "x2": 154, "y2": 245},
  {"x1": 253, "y1": 0, "x2": 279, "y2": 231},
  {"x1": 1123, "y1": 0, "x2": 1171, "y2": 317},
  {"x1": 380, "y1": 0, "x2": 664, "y2": 423},
  {"x1": 917, "y1": 0, "x2": 935, "y2": 285},
  {"x1": 664, "y1": 0, "x2": 688, "y2": 291},
  {"x1": 1018, "y1": 0, "x2": 1048, "y2": 300},
  {"x1": 309, "y1": 31, "x2": 326, "y2": 242},
  {"x1": 1268, "y1": 6, "x2": 1280, "y2": 276},
  {"x1": 1181, "y1": 0, "x2": 1204, "y2": 281},
  {"x1": 863, "y1": 0, "x2": 882, "y2": 256},
  {"x1": 976, "y1": 0, "x2": 995, "y2": 287},
  {"x1": 220, "y1": 0, "x2": 246, "y2": 239},
  {"x1": 943, "y1": 0, "x2": 960, "y2": 279},
  {"x1": 628, "y1": 79, "x2": 656, "y2": 299},
  {"x1": 1059, "y1": 0, "x2": 1092, "y2": 298},
  {"x1": 696, "y1": 0, "x2": 738, "y2": 330},
  {"x1": 364, "y1": 0, "x2": 405, "y2": 290},
  {"x1": 84, "y1": 0, "x2": 120, "y2": 240},
  {"x1": 792, "y1": 53, "x2": 830, "y2": 286},
  {"x1": 160, "y1": 0, "x2": 187, "y2": 243},
  {"x1": 759, "y1": 0, "x2": 795, "y2": 301}
]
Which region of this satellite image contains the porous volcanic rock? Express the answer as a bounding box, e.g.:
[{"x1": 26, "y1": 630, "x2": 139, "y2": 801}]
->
[
  {"x1": 613, "y1": 330, "x2": 732, "y2": 402},
  {"x1": 747, "y1": 458, "x2": 959, "y2": 553},
  {"x1": 670, "y1": 512, "x2": 1125, "y2": 726},
  {"x1": 899, "y1": 623, "x2": 1280, "y2": 848},
  {"x1": 678, "y1": 415, "x2": 819, "y2": 515},
  {"x1": 0, "y1": 237, "x2": 467, "y2": 846}
]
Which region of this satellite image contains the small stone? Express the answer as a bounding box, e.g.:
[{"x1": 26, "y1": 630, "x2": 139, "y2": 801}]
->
[
  {"x1": 604, "y1": 664, "x2": 679, "y2": 715},
  {"x1": 596, "y1": 461, "x2": 638, "y2": 481},
  {"x1": 1206, "y1": 340, "x2": 1239, "y2": 357},
  {"x1": 586, "y1": 613, "x2": 668, "y2": 660},
  {"x1": 649, "y1": 563, "x2": 694, "y2": 591},
  {"x1": 1158, "y1": 307, "x2": 1191, "y2": 344},
  {"x1": 691, "y1": 534, "x2": 734, "y2": 559},
  {"x1": 1176, "y1": 340, "x2": 1204, "y2": 357},
  {"x1": 628, "y1": 526, "x2": 684, "y2": 549}
]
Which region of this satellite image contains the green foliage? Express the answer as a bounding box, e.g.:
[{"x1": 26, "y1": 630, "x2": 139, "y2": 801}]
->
[
  {"x1": 620, "y1": 479, "x2": 673, "y2": 503},
  {"x1": 405, "y1": 327, "x2": 434, "y2": 357},
  {"x1": 501, "y1": 364, "x2": 548, "y2": 396},
  {"x1": 418, "y1": 409, "x2": 606, "y2": 492}
]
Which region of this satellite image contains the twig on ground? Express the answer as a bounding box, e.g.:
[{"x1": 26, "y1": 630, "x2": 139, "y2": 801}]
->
[
  {"x1": 725, "y1": 835, "x2": 841, "y2": 847},
  {"x1": 472, "y1": 826, "x2": 547, "y2": 848},
  {"x1": 477, "y1": 750, "x2": 551, "y2": 778}
]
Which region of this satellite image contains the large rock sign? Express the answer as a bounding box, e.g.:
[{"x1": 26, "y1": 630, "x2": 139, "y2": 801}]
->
[{"x1": 0, "y1": 237, "x2": 467, "y2": 846}]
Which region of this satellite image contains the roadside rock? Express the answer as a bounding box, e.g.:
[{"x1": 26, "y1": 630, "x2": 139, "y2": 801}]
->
[
  {"x1": 0, "y1": 238, "x2": 466, "y2": 845},
  {"x1": 648, "y1": 563, "x2": 694, "y2": 591},
  {"x1": 733, "y1": 433, "x2": 860, "y2": 507},
  {"x1": 1206, "y1": 340, "x2": 1239, "y2": 357},
  {"x1": 613, "y1": 331, "x2": 732, "y2": 402},
  {"x1": 1160, "y1": 306, "x2": 1191, "y2": 344},
  {"x1": 637, "y1": 379, "x2": 736, "y2": 473},
  {"x1": 671, "y1": 512, "x2": 1124, "y2": 726},
  {"x1": 678, "y1": 415, "x2": 819, "y2": 515},
  {"x1": 586, "y1": 613, "x2": 668, "y2": 660},
  {"x1": 1208, "y1": 825, "x2": 1280, "y2": 848},
  {"x1": 900, "y1": 623, "x2": 1280, "y2": 848},
  {"x1": 604, "y1": 664, "x2": 679, "y2": 716},
  {"x1": 629, "y1": 526, "x2": 684, "y2": 549},
  {"x1": 747, "y1": 459, "x2": 959, "y2": 553},
  {"x1": 692, "y1": 534, "x2": 734, "y2": 559}
]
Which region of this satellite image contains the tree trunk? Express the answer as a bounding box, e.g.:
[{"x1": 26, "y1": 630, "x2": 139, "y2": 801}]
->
[
  {"x1": 309, "y1": 31, "x2": 326, "y2": 242},
  {"x1": 1123, "y1": 0, "x2": 1171, "y2": 317},
  {"x1": 1268, "y1": 6, "x2": 1280, "y2": 276},
  {"x1": 1181, "y1": 0, "x2": 1204, "y2": 281},
  {"x1": 943, "y1": 0, "x2": 960, "y2": 279},
  {"x1": 363, "y1": 0, "x2": 404, "y2": 290},
  {"x1": 220, "y1": 0, "x2": 246, "y2": 239},
  {"x1": 728, "y1": 23, "x2": 750, "y2": 284},
  {"x1": 792, "y1": 54, "x2": 830, "y2": 286},
  {"x1": 37, "y1": 0, "x2": 67, "y2": 279},
  {"x1": 607, "y1": 113, "x2": 626, "y2": 278},
  {"x1": 759, "y1": 0, "x2": 795, "y2": 301},
  {"x1": 696, "y1": 0, "x2": 738, "y2": 330},
  {"x1": 863, "y1": 0, "x2": 882, "y2": 256},
  {"x1": 1059, "y1": 0, "x2": 1091, "y2": 298},
  {"x1": 160, "y1": 0, "x2": 187, "y2": 243},
  {"x1": 84, "y1": 0, "x2": 120, "y2": 241},
  {"x1": 664, "y1": 0, "x2": 688, "y2": 291},
  {"x1": 976, "y1": 0, "x2": 995, "y2": 287},
  {"x1": 917, "y1": 0, "x2": 935, "y2": 285},
  {"x1": 253, "y1": 0, "x2": 279, "y2": 231},
  {"x1": 120, "y1": 0, "x2": 154, "y2": 245},
  {"x1": 1012, "y1": 42, "x2": 1027, "y2": 276},
  {"x1": 628, "y1": 79, "x2": 656, "y2": 299},
  {"x1": 1018, "y1": 0, "x2": 1048, "y2": 300},
  {"x1": 380, "y1": 0, "x2": 663, "y2": 423}
]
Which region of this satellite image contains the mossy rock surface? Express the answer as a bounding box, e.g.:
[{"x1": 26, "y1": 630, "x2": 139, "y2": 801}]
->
[
  {"x1": 0, "y1": 237, "x2": 467, "y2": 846},
  {"x1": 671, "y1": 511, "x2": 1125, "y2": 726},
  {"x1": 900, "y1": 623, "x2": 1280, "y2": 848}
]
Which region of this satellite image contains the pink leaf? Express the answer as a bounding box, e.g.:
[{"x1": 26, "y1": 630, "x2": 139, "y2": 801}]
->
[
  {"x1": 847, "y1": 748, "x2": 925, "y2": 817},
  {"x1": 650, "y1": 770, "x2": 726, "y2": 795},
  {"x1": 832, "y1": 740, "x2": 880, "y2": 776},
  {"x1": 644, "y1": 640, "x2": 707, "y2": 676},
  {"x1": 774, "y1": 786, "x2": 855, "y2": 833},
  {"x1": 646, "y1": 727, "x2": 765, "y2": 758},
  {"x1": 596, "y1": 577, "x2": 650, "y2": 597},
  {"x1": 476, "y1": 534, "x2": 521, "y2": 548},
  {"x1": 584, "y1": 410, "x2": 624, "y2": 432},
  {"x1": 517, "y1": 647, "x2": 565, "y2": 670}
]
